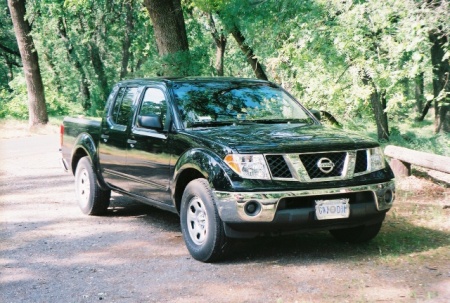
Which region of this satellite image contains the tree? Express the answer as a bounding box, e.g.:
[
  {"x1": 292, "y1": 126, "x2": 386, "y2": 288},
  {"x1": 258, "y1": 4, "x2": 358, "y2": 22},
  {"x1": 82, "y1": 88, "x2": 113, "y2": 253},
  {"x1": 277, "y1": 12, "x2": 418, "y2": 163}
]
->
[
  {"x1": 429, "y1": 27, "x2": 450, "y2": 133},
  {"x1": 230, "y1": 27, "x2": 268, "y2": 80},
  {"x1": 57, "y1": 16, "x2": 91, "y2": 109},
  {"x1": 426, "y1": 0, "x2": 449, "y2": 133},
  {"x1": 415, "y1": 0, "x2": 450, "y2": 132},
  {"x1": 120, "y1": 0, "x2": 134, "y2": 80},
  {"x1": 0, "y1": 3, "x2": 21, "y2": 87},
  {"x1": 207, "y1": 13, "x2": 226, "y2": 76},
  {"x1": 143, "y1": 0, "x2": 190, "y2": 76},
  {"x1": 7, "y1": 0, "x2": 48, "y2": 126},
  {"x1": 189, "y1": 0, "x2": 269, "y2": 80},
  {"x1": 362, "y1": 71, "x2": 390, "y2": 141}
]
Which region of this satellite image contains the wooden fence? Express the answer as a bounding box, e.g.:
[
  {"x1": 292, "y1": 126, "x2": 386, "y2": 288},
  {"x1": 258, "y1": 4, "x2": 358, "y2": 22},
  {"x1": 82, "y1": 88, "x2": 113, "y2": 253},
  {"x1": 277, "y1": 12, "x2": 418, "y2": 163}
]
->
[{"x1": 384, "y1": 145, "x2": 450, "y2": 177}]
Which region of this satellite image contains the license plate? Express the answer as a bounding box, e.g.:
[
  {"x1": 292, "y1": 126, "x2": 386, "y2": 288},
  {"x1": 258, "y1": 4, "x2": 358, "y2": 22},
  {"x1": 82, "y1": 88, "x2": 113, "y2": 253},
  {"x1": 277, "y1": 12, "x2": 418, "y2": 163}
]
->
[{"x1": 315, "y1": 198, "x2": 350, "y2": 220}]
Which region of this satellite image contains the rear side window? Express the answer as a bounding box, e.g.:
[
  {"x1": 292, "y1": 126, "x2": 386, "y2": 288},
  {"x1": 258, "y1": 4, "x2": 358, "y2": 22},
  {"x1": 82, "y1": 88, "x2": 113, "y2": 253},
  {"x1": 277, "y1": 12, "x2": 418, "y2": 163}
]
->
[
  {"x1": 111, "y1": 87, "x2": 138, "y2": 126},
  {"x1": 111, "y1": 87, "x2": 126, "y2": 123}
]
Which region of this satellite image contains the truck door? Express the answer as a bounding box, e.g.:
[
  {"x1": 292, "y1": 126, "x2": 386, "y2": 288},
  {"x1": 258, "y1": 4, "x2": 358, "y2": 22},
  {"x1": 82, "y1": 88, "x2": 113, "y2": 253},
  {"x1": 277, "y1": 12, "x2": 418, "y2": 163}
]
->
[
  {"x1": 125, "y1": 86, "x2": 172, "y2": 204},
  {"x1": 99, "y1": 86, "x2": 139, "y2": 191}
]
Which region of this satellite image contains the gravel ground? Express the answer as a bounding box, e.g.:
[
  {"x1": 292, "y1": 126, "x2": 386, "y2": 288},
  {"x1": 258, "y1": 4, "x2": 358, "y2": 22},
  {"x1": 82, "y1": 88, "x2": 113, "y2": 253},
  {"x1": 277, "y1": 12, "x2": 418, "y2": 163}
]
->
[{"x1": 1, "y1": 133, "x2": 449, "y2": 303}]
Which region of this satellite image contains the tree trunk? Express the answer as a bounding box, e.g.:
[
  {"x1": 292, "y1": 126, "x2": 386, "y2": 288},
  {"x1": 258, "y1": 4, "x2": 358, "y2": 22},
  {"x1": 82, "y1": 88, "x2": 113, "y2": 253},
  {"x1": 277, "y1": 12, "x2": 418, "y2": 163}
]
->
[
  {"x1": 120, "y1": 0, "x2": 134, "y2": 80},
  {"x1": 6, "y1": 56, "x2": 14, "y2": 82},
  {"x1": 3, "y1": 54, "x2": 17, "y2": 83},
  {"x1": 418, "y1": 99, "x2": 433, "y2": 121},
  {"x1": 429, "y1": 28, "x2": 450, "y2": 133},
  {"x1": 78, "y1": 15, "x2": 109, "y2": 107},
  {"x1": 231, "y1": 28, "x2": 268, "y2": 80},
  {"x1": 143, "y1": 0, "x2": 190, "y2": 76},
  {"x1": 57, "y1": 17, "x2": 91, "y2": 109},
  {"x1": 7, "y1": 0, "x2": 48, "y2": 127},
  {"x1": 362, "y1": 71, "x2": 389, "y2": 141},
  {"x1": 414, "y1": 72, "x2": 425, "y2": 115},
  {"x1": 42, "y1": 52, "x2": 62, "y2": 92},
  {"x1": 89, "y1": 41, "x2": 109, "y2": 106},
  {"x1": 207, "y1": 13, "x2": 226, "y2": 76}
]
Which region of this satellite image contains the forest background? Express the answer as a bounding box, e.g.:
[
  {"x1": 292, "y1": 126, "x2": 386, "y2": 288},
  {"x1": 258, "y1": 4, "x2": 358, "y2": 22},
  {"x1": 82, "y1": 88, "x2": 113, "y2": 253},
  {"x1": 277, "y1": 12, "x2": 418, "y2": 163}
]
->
[{"x1": 1, "y1": 0, "x2": 449, "y2": 156}]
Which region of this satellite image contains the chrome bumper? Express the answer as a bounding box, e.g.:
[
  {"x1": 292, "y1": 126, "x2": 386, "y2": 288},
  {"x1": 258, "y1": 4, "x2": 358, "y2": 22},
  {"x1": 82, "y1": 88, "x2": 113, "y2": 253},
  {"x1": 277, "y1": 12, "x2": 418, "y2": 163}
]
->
[{"x1": 213, "y1": 180, "x2": 395, "y2": 223}]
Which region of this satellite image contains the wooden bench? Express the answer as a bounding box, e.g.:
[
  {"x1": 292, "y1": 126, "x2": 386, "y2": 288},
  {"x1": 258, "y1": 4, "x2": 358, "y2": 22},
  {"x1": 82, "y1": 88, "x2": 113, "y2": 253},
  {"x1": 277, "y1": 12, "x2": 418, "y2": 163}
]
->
[{"x1": 384, "y1": 145, "x2": 450, "y2": 177}]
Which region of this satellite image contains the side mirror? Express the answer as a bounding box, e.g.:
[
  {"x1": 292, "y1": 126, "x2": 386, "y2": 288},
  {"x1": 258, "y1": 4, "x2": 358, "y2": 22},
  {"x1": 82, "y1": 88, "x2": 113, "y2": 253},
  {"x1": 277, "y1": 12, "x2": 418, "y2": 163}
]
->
[
  {"x1": 309, "y1": 109, "x2": 321, "y2": 121},
  {"x1": 138, "y1": 114, "x2": 163, "y2": 131}
]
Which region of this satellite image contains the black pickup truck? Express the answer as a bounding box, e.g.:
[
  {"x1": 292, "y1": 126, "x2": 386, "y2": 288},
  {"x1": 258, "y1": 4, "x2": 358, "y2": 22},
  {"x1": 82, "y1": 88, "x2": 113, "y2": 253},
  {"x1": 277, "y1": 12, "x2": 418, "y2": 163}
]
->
[{"x1": 60, "y1": 77, "x2": 395, "y2": 262}]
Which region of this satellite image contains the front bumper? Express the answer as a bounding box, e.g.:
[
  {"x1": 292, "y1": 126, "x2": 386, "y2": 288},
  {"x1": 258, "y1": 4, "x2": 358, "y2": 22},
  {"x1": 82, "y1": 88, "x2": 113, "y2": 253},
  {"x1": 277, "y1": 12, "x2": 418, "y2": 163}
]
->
[{"x1": 214, "y1": 180, "x2": 395, "y2": 223}]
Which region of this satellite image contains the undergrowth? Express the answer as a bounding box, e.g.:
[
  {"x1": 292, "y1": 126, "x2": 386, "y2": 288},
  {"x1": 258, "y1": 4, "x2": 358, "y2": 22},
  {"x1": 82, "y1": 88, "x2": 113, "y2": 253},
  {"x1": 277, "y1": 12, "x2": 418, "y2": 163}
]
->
[{"x1": 343, "y1": 117, "x2": 450, "y2": 157}]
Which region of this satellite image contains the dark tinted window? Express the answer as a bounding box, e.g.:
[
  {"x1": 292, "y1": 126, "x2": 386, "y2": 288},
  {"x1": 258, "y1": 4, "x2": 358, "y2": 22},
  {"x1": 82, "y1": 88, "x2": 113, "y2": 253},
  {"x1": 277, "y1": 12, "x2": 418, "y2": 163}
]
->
[
  {"x1": 111, "y1": 87, "x2": 138, "y2": 126},
  {"x1": 171, "y1": 81, "x2": 312, "y2": 127},
  {"x1": 111, "y1": 87, "x2": 126, "y2": 123},
  {"x1": 137, "y1": 87, "x2": 168, "y2": 130}
]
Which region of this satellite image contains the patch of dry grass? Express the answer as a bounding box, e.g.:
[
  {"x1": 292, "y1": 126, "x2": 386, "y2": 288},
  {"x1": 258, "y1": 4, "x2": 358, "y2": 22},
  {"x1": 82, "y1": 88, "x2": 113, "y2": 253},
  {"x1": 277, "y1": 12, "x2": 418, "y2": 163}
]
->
[{"x1": 0, "y1": 118, "x2": 60, "y2": 139}]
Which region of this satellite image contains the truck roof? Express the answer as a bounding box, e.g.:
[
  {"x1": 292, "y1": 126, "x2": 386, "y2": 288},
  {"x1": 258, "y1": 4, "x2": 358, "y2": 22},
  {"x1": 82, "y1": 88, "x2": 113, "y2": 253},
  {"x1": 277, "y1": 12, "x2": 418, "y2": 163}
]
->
[{"x1": 116, "y1": 77, "x2": 270, "y2": 87}]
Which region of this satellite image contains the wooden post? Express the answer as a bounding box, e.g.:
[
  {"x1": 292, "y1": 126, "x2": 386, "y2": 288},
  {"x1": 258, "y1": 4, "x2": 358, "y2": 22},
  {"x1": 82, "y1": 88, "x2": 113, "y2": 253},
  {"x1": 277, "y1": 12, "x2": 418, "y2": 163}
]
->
[{"x1": 389, "y1": 159, "x2": 411, "y2": 177}]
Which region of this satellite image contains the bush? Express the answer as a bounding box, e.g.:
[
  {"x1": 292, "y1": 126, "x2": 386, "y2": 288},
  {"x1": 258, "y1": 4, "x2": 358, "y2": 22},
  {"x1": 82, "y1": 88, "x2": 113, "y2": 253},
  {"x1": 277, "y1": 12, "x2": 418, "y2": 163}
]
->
[{"x1": 0, "y1": 75, "x2": 83, "y2": 120}]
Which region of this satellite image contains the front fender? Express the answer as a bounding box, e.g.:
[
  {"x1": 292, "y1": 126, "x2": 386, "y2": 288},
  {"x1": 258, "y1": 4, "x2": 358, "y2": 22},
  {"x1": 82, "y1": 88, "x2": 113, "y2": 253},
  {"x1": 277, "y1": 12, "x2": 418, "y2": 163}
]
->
[{"x1": 173, "y1": 148, "x2": 234, "y2": 192}]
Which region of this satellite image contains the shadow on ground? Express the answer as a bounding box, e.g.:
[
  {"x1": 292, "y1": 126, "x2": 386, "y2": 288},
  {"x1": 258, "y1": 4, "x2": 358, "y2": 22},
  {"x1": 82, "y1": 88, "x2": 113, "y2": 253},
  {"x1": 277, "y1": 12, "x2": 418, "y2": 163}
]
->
[{"x1": 103, "y1": 194, "x2": 450, "y2": 265}]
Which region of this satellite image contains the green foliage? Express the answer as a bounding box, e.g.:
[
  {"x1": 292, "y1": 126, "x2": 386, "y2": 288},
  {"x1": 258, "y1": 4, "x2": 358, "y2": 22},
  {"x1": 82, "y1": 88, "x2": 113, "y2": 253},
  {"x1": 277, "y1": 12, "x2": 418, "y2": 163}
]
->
[
  {"x1": 1, "y1": 0, "x2": 449, "y2": 141},
  {"x1": 343, "y1": 117, "x2": 450, "y2": 157},
  {"x1": 0, "y1": 75, "x2": 29, "y2": 119},
  {"x1": 0, "y1": 2, "x2": 20, "y2": 90},
  {"x1": 187, "y1": 0, "x2": 229, "y2": 12},
  {"x1": 0, "y1": 75, "x2": 83, "y2": 119},
  {"x1": 388, "y1": 123, "x2": 450, "y2": 157}
]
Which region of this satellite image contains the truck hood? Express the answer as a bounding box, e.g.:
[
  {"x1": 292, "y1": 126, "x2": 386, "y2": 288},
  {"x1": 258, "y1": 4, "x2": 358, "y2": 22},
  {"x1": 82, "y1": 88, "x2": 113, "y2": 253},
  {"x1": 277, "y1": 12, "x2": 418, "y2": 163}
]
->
[{"x1": 186, "y1": 124, "x2": 378, "y2": 154}]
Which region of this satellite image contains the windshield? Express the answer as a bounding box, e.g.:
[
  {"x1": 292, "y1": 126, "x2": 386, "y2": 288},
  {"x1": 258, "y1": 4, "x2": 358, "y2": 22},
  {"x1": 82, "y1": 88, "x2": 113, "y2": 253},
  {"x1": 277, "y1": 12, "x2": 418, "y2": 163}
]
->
[{"x1": 171, "y1": 81, "x2": 314, "y2": 128}]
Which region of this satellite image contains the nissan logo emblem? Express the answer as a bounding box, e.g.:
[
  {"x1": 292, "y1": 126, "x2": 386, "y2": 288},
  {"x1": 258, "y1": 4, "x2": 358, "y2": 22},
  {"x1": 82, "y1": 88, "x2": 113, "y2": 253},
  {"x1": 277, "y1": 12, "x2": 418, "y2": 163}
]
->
[{"x1": 317, "y1": 157, "x2": 334, "y2": 173}]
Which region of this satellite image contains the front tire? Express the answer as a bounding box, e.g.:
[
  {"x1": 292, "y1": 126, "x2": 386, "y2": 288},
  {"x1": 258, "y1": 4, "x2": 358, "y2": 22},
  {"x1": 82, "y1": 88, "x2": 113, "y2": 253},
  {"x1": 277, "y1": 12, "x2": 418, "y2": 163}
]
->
[
  {"x1": 329, "y1": 222, "x2": 383, "y2": 243},
  {"x1": 180, "y1": 179, "x2": 229, "y2": 262},
  {"x1": 75, "y1": 156, "x2": 111, "y2": 215}
]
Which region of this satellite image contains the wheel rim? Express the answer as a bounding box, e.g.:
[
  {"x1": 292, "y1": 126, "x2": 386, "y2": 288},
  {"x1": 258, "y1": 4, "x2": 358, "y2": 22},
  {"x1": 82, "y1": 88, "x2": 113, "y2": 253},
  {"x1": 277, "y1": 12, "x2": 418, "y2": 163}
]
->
[
  {"x1": 77, "y1": 168, "x2": 91, "y2": 208},
  {"x1": 186, "y1": 196, "x2": 208, "y2": 245}
]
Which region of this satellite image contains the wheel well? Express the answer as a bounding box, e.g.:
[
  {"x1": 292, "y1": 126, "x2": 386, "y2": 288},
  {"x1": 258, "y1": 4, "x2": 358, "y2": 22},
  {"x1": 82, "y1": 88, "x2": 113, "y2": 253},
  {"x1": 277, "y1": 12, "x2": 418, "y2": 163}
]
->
[
  {"x1": 174, "y1": 168, "x2": 205, "y2": 213},
  {"x1": 71, "y1": 148, "x2": 88, "y2": 175}
]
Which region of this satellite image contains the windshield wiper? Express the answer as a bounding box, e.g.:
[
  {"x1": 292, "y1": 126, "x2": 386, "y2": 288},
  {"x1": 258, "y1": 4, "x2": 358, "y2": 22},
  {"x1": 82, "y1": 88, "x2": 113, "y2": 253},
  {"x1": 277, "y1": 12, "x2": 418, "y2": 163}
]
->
[
  {"x1": 187, "y1": 121, "x2": 235, "y2": 128},
  {"x1": 249, "y1": 118, "x2": 313, "y2": 124},
  {"x1": 187, "y1": 118, "x2": 312, "y2": 128}
]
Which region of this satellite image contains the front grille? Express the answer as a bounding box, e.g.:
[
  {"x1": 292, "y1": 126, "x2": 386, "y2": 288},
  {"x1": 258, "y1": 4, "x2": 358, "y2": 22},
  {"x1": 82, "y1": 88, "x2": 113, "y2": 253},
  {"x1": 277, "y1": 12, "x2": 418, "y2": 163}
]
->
[
  {"x1": 354, "y1": 150, "x2": 368, "y2": 173},
  {"x1": 266, "y1": 155, "x2": 292, "y2": 179},
  {"x1": 299, "y1": 152, "x2": 346, "y2": 179}
]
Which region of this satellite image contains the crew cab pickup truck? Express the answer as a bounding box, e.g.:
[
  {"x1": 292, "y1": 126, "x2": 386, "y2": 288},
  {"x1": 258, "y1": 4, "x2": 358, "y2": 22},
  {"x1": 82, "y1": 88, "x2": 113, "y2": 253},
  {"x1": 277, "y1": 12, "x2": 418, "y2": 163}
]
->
[{"x1": 60, "y1": 77, "x2": 395, "y2": 262}]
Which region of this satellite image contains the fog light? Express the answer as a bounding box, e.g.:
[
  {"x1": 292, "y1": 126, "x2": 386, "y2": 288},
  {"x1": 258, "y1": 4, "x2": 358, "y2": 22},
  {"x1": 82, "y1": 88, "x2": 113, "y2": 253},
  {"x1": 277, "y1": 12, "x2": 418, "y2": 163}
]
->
[
  {"x1": 384, "y1": 189, "x2": 394, "y2": 203},
  {"x1": 244, "y1": 201, "x2": 261, "y2": 216}
]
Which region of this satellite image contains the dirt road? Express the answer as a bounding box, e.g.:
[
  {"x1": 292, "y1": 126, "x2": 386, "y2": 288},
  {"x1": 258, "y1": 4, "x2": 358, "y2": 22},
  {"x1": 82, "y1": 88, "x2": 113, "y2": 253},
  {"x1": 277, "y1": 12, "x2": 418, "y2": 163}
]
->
[{"x1": 1, "y1": 134, "x2": 449, "y2": 302}]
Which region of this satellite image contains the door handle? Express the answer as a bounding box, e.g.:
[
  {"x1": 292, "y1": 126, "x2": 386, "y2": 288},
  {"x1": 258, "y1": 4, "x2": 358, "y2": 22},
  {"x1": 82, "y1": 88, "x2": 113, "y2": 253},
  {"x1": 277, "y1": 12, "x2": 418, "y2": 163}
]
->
[
  {"x1": 100, "y1": 134, "x2": 109, "y2": 142},
  {"x1": 127, "y1": 139, "x2": 137, "y2": 144}
]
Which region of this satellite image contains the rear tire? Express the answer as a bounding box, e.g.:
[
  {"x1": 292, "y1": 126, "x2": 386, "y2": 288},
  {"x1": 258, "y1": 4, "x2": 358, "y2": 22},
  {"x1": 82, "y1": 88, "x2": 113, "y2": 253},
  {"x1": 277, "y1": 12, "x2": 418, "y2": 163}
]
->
[
  {"x1": 180, "y1": 179, "x2": 230, "y2": 262},
  {"x1": 329, "y1": 222, "x2": 383, "y2": 243},
  {"x1": 75, "y1": 156, "x2": 111, "y2": 215}
]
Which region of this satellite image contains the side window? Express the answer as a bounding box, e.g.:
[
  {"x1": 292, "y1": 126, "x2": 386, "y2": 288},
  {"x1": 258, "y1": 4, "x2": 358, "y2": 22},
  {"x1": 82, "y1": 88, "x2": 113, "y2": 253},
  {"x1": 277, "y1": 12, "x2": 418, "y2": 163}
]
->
[
  {"x1": 111, "y1": 87, "x2": 138, "y2": 126},
  {"x1": 137, "y1": 87, "x2": 168, "y2": 130},
  {"x1": 111, "y1": 87, "x2": 126, "y2": 123}
]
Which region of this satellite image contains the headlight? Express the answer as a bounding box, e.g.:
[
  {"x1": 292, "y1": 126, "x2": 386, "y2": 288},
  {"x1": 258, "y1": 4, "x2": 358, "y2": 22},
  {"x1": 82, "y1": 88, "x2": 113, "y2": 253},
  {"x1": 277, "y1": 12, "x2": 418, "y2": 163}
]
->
[
  {"x1": 368, "y1": 147, "x2": 385, "y2": 172},
  {"x1": 224, "y1": 154, "x2": 271, "y2": 180}
]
